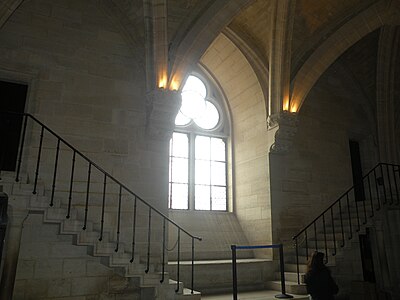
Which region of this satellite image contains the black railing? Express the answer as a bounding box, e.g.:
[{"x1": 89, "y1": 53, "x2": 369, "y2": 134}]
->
[
  {"x1": 231, "y1": 244, "x2": 293, "y2": 300},
  {"x1": 0, "y1": 193, "x2": 8, "y2": 266},
  {"x1": 0, "y1": 111, "x2": 202, "y2": 293},
  {"x1": 292, "y1": 162, "x2": 400, "y2": 284}
]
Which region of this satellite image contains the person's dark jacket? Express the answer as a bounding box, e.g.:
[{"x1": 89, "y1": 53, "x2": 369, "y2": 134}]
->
[{"x1": 304, "y1": 267, "x2": 339, "y2": 300}]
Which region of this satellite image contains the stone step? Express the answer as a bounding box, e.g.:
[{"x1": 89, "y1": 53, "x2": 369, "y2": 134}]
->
[
  {"x1": 5, "y1": 174, "x2": 197, "y2": 298},
  {"x1": 60, "y1": 218, "x2": 87, "y2": 234},
  {"x1": 30, "y1": 194, "x2": 59, "y2": 209},
  {"x1": 275, "y1": 271, "x2": 306, "y2": 284},
  {"x1": 175, "y1": 288, "x2": 201, "y2": 299},
  {"x1": 168, "y1": 258, "x2": 272, "y2": 295},
  {"x1": 285, "y1": 254, "x2": 336, "y2": 265},
  {"x1": 12, "y1": 181, "x2": 45, "y2": 196},
  {"x1": 265, "y1": 280, "x2": 307, "y2": 295},
  {"x1": 285, "y1": 263, "x2": 307, "y2": 273}
]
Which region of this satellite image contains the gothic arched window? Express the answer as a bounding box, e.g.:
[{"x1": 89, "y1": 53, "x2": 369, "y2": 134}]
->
[{"x1": 168, "y1": 74, "x2": 228, "y2": 211}]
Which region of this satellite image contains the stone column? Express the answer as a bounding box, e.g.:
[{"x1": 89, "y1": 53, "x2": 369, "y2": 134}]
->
[
  {"x1": 268, "y1": 111, "x2": 299, "y2": 248},
  {"x1": 142, "y1": 89, "x2": 181, "y2": 262},
  {"x1": 0, "y1": 201, "x2": 28, "y2": 300}
]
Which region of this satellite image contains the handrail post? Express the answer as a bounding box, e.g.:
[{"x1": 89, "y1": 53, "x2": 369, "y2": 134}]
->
[
  {"x1": 66, "y1": 150, "x2": 76, "y2": 219},
  {"x1": 367, "y1": 174, "x2": 374, "y2": 217},
  {"x1": 275, "y1": 244, "x2": 293, "y2": 299},
  {"x1": 391, "y1": 165, "x2": 399, "y2": 205},
  {"x1": 50, "y1": 139, "x2": 60, "y2": 207},
  {"x1": 82, "y1": 162, "x2": 91, "y2": 230},
  {"x1": 98, "y1": 173, "x2": 107, "y2": 241},
  {"x1": 231, "y1": 245, "x2": 238, "y2": 300},
  {"x1": 330, "y1": 208, "x2": 337, "y2": 256},
  {"x1": 15, "y1": 114, "x2": 28, "y2": 182},
  {"x1": 115, "y1": 185, "x2": 122, "y2": 252},
  {"x1": 191, "y1": 238, "x2": 195, "y2": 294},
  {"x1": 130, "y1": 196, "x2": 137, "y2": 263},
  {"x1": 160, "y1": 217, "x2": 166, "y2": 283},
  {"x1": 175, "y1": 228, "x2": 181, "y2": 293},
  {"x1": 33, "y1": 126, "x2": 44, "y2": 195},
  {"x1": 295, "y1": 239, "x2": 300, "y2": 284},
  {"x1": 145, "y1": 207, "x2": 152, "y2": 273}
]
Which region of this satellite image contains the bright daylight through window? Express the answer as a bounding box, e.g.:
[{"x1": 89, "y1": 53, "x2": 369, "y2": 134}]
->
[{"x1": 169, "y1": 75, "x2": 227, "y2": 211}]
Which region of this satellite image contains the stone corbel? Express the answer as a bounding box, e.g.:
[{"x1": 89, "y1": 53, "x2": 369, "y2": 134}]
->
[
  {"x1": 269, "y1": 111, "x2": 298, "y2": 154},
  {"x1": 145, "y1": 89, "x2": 182, "y2": 141},
  {"x1": 267, "y1": 113, "x2": 280, "y2": 129}
]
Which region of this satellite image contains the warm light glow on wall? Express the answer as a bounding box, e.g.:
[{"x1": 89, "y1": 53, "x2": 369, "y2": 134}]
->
[
  {"x1": 290, "y1": 102, "x2": 298, "y2": 113},
  {"x1": 169, "y1": 80, "x2": 179, "y2": 91},
  {"x1": 158, "y1": 75, "x2": 167, "y2": 89},
  {"x1": 283, "y1": 98, "x2": 289, "y2": 111}
]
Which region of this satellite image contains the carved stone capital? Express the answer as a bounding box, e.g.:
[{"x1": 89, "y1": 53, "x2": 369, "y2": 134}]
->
[
  {"x1": 145, "y1": 89, "x2": 181, "y2": 141},
  {"x1": 267, "y1": 113, "x2": 280, "y2": 129},
  {"x1": 269, "y1": 111, "x2": 298, "y2": 154}
]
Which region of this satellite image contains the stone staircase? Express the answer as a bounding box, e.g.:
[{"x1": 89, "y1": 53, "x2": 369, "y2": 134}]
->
[
  {"x1": 271, "y1": 163, "x2": 400, "y2": 298},
  {"x1": 0, "y1": 171, "x2": 201, "y2": 299}
]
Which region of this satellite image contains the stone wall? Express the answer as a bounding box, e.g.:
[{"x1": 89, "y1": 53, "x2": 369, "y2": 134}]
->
[
  {"x1": 270, "y1": 61, "x2": 379, "y2": 245},
  {"x1": 14, "y1": 213, "x2": 142, "y2": 299},
  {"x1": 0, "y1": 1, "x2": 173, "y2": 297},
  {"x1": 0, "y1": 0, "x2": 157, "y2": 203}
]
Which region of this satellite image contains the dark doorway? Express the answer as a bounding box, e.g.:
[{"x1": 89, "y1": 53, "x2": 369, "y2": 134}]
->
[
  {"x1": 359, "y1": 229, "x2": 376, "y2": 283},
  {"x1": 349, "y1": 140, "x2": 365, "y2": 202},
  {"x1": 0, "y1": 80, "x2": 28, "y2": 172}
]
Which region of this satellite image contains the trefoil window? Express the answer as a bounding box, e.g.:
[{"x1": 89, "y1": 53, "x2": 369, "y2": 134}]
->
[{"x1": 168, "y1": 75, "x2": 228, "y2": 211}]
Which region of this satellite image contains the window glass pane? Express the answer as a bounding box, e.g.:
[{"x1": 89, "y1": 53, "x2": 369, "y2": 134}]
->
[
  {"x1": 181, "y1": 91, "x2": 206, "y2": 120},
  {"x1": 195, "y1": 136, "x2": 210, "y2": 160},
  {"x1": 195, "y1": 185, "x2": 210, "y2": 210},
  {"x1": 211, "y1": 138, "x2": 225, "y2": 161},
  {"x1": 194, "y1": 101, "x2": 219, "y2": 130},
  {"x1": 211, "y1": 186, "x2": 226, "y2": 211},
  {"x1": 175, "y1": 111, "x2": 191, "y2": 126},
  {"x1": 195, "y1": 160, "x2": 210, "y2": 185},
  {"x1": 169, "y1": 183, "x2": 188, "y2": 209},
  {"x1": 182, "y1": 75, "x2": 207, "y2": 98},
  {"x1": 171, "y1": 133, "x2": 188, "y2": 158},
  {"x1": 211, "y1": 162, "x2": 226, "y2": 186},
  {"x1": 171, "y1": 157, "x2": 188, "y2": 183}
]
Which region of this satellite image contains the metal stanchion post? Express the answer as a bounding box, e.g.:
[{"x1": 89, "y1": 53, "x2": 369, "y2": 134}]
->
[
  {"x1": 231, "y1": 245, "x2": 238, "y2": 300},
  {"x1": 275, "y1": 244, "x2": 293, "y2": 299}
]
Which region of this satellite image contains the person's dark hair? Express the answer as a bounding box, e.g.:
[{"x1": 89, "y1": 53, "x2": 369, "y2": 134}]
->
[{"x1": 307, "y1": 251, "x2": 325, "y2": 273}]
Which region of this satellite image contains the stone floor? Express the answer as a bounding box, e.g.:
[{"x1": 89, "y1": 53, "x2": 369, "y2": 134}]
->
[{"x1": 202, "y1": 290, "x2": 309, "y2": 300}]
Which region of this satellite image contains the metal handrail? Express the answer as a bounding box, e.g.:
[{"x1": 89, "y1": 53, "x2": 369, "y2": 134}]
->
[
  {"x1": 0, "y1": 111, "x2": 202, "y2": 293},
  {"x1": 292, "y1": 162, "x2": 400, "y2": 284},
  {"x1": 231, "y1": 244, "x2": 293, "y2": 299}
]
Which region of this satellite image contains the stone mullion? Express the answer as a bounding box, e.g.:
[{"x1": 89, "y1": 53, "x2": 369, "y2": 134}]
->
[{"x1": 377, "y1": 26, "x2": 400, "y2": 164}]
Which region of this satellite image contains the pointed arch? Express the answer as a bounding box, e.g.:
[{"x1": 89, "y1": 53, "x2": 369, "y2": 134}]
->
[
  {"x1": 168, "y1": 0, "x2": 254, "y2": 90},
  {"x1": 290, "y1": 0, "x2": 398, "y2": 112}
]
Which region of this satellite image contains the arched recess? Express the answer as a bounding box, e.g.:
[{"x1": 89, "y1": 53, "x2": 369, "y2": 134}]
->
[
  {"x1": 290, "y1": 0, "x2": 399, "y2": 113},
  {"x1": 167, "y1": 0, "x2": 254, "y2": 90},
  {"x1": 222, "y1": 28, "x2": 269, "y2": 118},
  {"x1": 200, "y1": 33, "x2": 274, "y2": 257}
]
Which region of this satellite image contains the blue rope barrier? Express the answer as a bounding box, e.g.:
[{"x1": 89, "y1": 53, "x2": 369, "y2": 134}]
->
[{"x1": 233, "y1": 244, "x2": 281, "y2": 250}]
